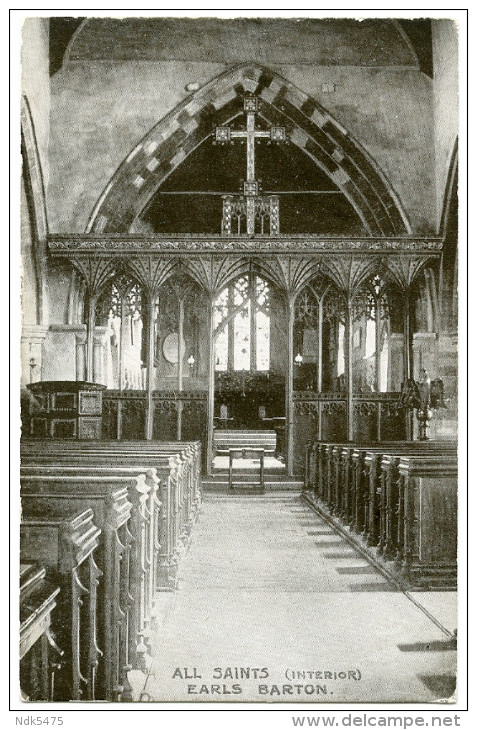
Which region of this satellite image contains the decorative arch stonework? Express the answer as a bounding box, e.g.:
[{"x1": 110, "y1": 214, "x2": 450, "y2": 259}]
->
[{"x1": 86, "y1": 64, "x2": 411, "y2": 237}]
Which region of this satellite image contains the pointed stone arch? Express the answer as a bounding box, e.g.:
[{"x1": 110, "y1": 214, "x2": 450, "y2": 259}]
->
[
  {"x1": 86, "y1": 64, "x2": 411, "y2": 236},
  {"x1": 21, "y1": 96, "x2": 49, "y2": 326}
]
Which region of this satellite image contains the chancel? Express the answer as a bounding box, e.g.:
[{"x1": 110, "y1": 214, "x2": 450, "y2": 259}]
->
[{"x1": 19, "y1": 15, "x2": 459, "y2": 704}]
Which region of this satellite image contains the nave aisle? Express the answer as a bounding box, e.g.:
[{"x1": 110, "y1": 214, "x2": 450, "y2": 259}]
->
[{"x1": 141, "y1": 493, "x2": 457, "y2": 704}]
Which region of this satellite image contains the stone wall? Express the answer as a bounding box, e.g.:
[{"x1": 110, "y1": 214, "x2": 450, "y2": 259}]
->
[
  {"x1": 21, "y1": 18, "x2": 50, "y2": 188},
  {"x1": 432, "y1": 19, "x2": 459, "y2": 226},
  {"x1": 48, "y1": 61, "x2": 436, "y2": 234}
]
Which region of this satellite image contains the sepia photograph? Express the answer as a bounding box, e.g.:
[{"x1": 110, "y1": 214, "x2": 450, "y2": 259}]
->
[{"x1": 15, "y1": 9, "x2": 464, "y2": 712}]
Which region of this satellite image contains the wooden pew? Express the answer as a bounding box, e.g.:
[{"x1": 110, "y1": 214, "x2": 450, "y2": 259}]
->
[
  {"x1": 22, "y1": 450, "x2": 191, "y2": 590},
  {"x1": 21, "y1": 441, "x2": 202, "y2": 590},
  {"x1": 20, "y1": 563, "x2": 62, "y2": 701},
  {"x1": 303, "y1": 439, "x2": 458, "y2": 588},
  {"x1": 305, "y1": 440, "x2": 455, "y2": 524},
  {"x1": 21, "y1": 477, "x2": 133, "y2": 701},
  {"x1": 378, "y1": 451, "x2": 457, "y2": 564},
  {"x1": 21, "y1": 439, "x2": 202, "y2": 492},
  {"x1": 398, "y1": 454, "x2": 458, "y2": 587},
  {"x1": 20, "y1": 507, "x2": 101, "y2": 701},
  {"x1": 337, "y1": 443, "x2": 455, "y2": 547},
  {"x1": 21, "y1": 439, "x2": 202, "y2": 526},
  {"x1": 329, "y1": 443, "x2": 455, "y2": 540},
  {"x1": 21, "y1": 464, "x2": 160, "y2": 669},
  {"x1": 357, "y1": 445, "x2": 456, "y2": 551}
]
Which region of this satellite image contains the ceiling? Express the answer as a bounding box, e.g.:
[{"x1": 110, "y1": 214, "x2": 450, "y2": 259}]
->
[{"x1": 49, "y1": 17, "x2": 434, "y2": 76}]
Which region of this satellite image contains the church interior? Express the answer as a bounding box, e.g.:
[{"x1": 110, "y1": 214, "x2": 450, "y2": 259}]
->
[{"x1": 19, "y1": 17, "x2": 459, "y2": 704}]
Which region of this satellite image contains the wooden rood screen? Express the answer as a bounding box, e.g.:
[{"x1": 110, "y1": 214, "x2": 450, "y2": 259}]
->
[
  {"x1": 20, "y1": 440, "x2": 202, "y2": 702},
  {"x1": 102, "y1": 391, "x2": 207, "y2": 467}
]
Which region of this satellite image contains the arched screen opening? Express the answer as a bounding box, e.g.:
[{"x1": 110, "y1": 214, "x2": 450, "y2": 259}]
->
[
  {"x1": 213, "y1": 274, "x2": 270, "y2": 373},
  {"x1": 95, "y1": 276, "x2": 145, "y2": 390}
]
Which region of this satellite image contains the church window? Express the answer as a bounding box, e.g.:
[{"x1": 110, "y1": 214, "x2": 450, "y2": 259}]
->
[{"x1": 213, "y1": 274, "x2": 270, "y2": 372}]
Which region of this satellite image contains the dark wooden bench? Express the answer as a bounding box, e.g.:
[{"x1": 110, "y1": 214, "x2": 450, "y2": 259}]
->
[
  {"x1": 21, "y1": 441, "x2": 202, "y2": 590},
  {"x1": 21, "y1": 477, "x2": 132, "y2": 701},
  {"x1": 21, "y1": 463, "x2": 160, "y2": 669},
  {"x1": 20, "y1": 563, "x2": 62, "y2": 701},
  {"x1": 398, "y1": 454, "x2": 457, "y2": 587},
  {"x1": 20, "y1": 506, "x2": 101, "y2": 701},
  {"x1": 303, "y1": 439, "x2": 458, "y2": 588}
]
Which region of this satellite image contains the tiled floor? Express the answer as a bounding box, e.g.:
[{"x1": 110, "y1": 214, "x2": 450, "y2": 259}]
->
[{"x1": 142, "y1": 492, "x2": 457, "y2": 704}]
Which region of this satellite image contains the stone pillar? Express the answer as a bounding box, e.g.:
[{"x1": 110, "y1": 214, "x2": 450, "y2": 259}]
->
[
  {"x1": 21, "y1": 325, "x2": 49, "y2": 386},
  {"x1": 93, "y1": 326, "x2": 109, "y2": 385},
  {"x1": 387, "y1": 333, "x2": 404, "y2": 392},
  {"x1": 434, "y1": 332, "x2": 458, "y2": 440},
  {"x1": 85, "y1": 293, "x2": 97, "y2": 383},
  {"x1": 413, "y1": 332, "x2": 438, "y2": 380},
  {"x1": 42, "y1": 325, "x2": 86, "y2": 382},
  {"x1": 375, "y1": 298, "x2": 382, "y2": 392},
  {"x1": 436, "y1": 332, "x2": 458, "y2": 398},
  {"x1": 286, "y1": 294, "x2": 296, "y2": 476},
  {"x1": 74, "y1": 327, "x2": 87, "y2": 381},
  {"x1": 20, "y1": 325, "x2": 49, "y2": 434}
]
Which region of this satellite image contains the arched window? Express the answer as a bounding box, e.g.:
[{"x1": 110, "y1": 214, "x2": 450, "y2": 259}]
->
[{"x1": 213, "y1": 274, "x2": 270, "y2": 372}]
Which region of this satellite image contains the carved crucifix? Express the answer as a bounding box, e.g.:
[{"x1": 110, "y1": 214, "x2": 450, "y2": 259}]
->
[{"x1": 215, "y1": 95, "x2": 286, "y2": 235}]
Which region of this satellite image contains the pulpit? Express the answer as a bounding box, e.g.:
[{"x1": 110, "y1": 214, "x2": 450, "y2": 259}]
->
[{"x1": 27, "y1": 381, "x2": 106, "y2": 439}]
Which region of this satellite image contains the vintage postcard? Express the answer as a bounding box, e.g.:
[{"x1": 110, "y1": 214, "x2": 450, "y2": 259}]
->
[{"x1": 15, "y1": 9, "x2": 466, "y2": 718}]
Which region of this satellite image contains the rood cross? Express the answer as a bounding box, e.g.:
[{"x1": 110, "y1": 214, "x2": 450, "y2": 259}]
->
[{"x1": 215, "y1": 95, "x2": 287, "y2": 234}]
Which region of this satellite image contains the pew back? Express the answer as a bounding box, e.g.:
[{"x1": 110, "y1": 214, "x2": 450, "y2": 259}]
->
[
  {"x1": 303, "y1": 438, "x2": 458, "y2": 589},
  {"x1": 20, "y1": 506, "x2": 101, "y2": 700},
  {"x1": 21, "y1": 478, "x2": 132, "y2": 701}
]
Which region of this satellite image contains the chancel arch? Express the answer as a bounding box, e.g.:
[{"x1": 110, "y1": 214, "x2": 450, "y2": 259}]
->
[{"x1": 86, "y1": 63, "x2": 411, "y2": 237}]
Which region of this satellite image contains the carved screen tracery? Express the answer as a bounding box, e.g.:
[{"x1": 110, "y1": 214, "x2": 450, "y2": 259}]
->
[
  {"x1": 95, "y1": 275, "x2": 145, "y2": 390},
  {"x1": 351, "y1": 275, "x2": 395, "y2": 393},
  {"x1": 293, "y1": 282, "x2": 347, "y2": 393}
]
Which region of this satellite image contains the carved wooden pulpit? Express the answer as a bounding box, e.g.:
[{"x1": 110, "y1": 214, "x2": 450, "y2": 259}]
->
[{"x1": 27, "y1": 381, "x2": 106, "y2": 439}]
